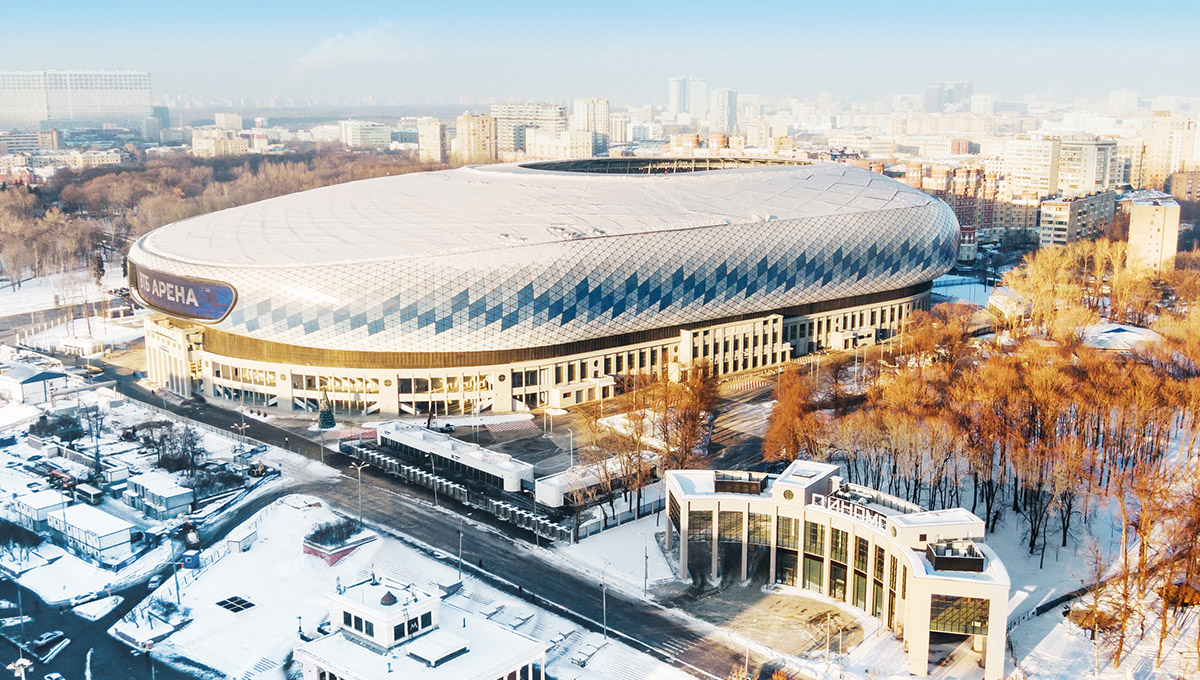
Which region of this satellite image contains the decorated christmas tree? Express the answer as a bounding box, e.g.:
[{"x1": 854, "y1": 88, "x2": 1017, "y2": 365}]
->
[{"x1": 318, "y1": 389, "x2": 335, "y2": 429}]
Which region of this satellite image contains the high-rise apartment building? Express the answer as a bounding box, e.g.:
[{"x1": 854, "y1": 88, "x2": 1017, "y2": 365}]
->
[
  {"x1": 1166, "y1": 171, "x2": 1200, "y2": 201},
  {"x1": 666, "y1": 76, "x2": 707, "y2": 122},
  {"x1": 338, "y1": 120, "x2": 391, "y2": 149},
  {"x1": 0, "y1": 70, "x2": 152, "y2": 131},
  {"x1": 213, "y1": 113, "x2": 242, "y2": 130},
  {"x1": 1057, "y1": 138, "x2": 1120, "y2": 197},
  {"x1": 570, "y1": 97, "x2": 610, "y2": 151},
  {"x1": 667, "y1": 77, "x2": 688, "y2": 119},
  {"x1": 709, "y1": 89, "x2": 738, "y2": 135},
  {"x1": 608, "y1": 113, "x2": 631, "y2": 145},
  {"x1": 453, "y1": 113, "x2": 497, "y2": 164},
  {"x1": 417, "y1": 118, "x2": 448, "y2": 163},
  {"x1": 1004, "y1": 136, "x2": 1061, "y2": 199},
  {"x1": 923, "y1": 83, "x2": 944, "y2": 113},
  {"x1": 688, "y1": 77, "x2": 708, "y2": 123},
  {"x1": 1121, "y1": 191, "x2": 1180, "y2": 274},
  {"x1": 489, "y1": 103, "x2": 566, "y2": 154},
  {"x1": 1037, "y1": 192, "x2": 1116, "y2": 248},
  {"x1": 1129, "y1": 111, "x2": 1197, "y2": 190}
]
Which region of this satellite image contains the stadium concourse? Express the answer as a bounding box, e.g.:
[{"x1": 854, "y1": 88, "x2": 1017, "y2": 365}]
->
[{"x1": 127, "y1": 157, "x2": 958, "y2": 418}]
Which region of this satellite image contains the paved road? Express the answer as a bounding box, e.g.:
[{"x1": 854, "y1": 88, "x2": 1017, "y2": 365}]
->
[
  {"x1": 92, "y1": 367, "x2": 777, "y2": 679},
  {"x1": 0, "y1": 577, "x2": 192, "y2": 680}
]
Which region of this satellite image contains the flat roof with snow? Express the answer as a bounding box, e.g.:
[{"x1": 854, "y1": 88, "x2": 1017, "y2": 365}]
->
[
  {"x1": 298, "y1": 601, "x2": 545, "y2": 680},
  {"x1": 15, "y1": 489, "x2": 69, "y2": 511},
  {"x1": 49, "y1": 503, "x2": 133, "y2": 537}
]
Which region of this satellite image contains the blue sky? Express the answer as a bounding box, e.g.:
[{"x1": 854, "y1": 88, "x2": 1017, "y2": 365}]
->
[{"x1": 9, "y1": 0, "x2": 1200, "y2": 104}]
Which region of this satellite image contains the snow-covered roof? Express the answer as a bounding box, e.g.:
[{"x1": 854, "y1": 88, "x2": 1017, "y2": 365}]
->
[
  {"x1": 298, "y1": 601, "x2": 546, "y2": 680},
  {"x1": 49, "y1": 503, "x2": 133, "y2": 537},
  {"x1": 1119, "y1": 189, "x2": 1179, "y2": 207},
  {"x1": 1079, "y1": 323, "x2": 1163, "y2": 352},
  {"x1": 14, "y1": 489, "x2": 69, "y2": 511},
  {"x1": 0, "y1": 364, "x2": 68, "y2": 385},
  {"x1": 128, "y1": 470, "x2": 192, "y2": 498},
  {"x1": 134, "y1": 160, "x2": 939, "y2": 268}
]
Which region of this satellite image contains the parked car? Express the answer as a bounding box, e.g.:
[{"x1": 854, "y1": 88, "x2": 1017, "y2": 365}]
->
[
  {"x1": 44, "y1": 674, "x2": 65, "y2": 680},
  {"x1": 248, "y1": 444, "x2": 268, "y2": 455},
  {"x1": 148, "y1": 574, "x2": 163, "y2": 590},
  {"x1": 438, "y1": 424, "x2": 455, "y2": 433},
  {"x1": 25, "y1": 482, "x2": 46, "y2": 492},
  {"x1": 30, "y1": 630, "x2": 63, "y2": 648}
]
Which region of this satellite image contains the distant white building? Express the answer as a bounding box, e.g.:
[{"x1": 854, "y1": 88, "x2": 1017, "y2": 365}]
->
[
  {"x1": 48, "y1": 503, "x2": 133, "y2": 564},
  {"x1": 416, "y1": 117, "x2": 447, "y2": 164},
  {"x1": 295, "y1": 575, "x2": 547, "y2": 680},
  {"x1": 339, "y1": 120, "x2": 392, "y2": 149},
  {"x1": 0, "y1": 364, "x2": 68, "y2": 404}
]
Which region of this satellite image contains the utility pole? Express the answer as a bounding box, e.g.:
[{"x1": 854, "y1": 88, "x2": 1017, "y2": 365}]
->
[
  {"x1": 566, "y1": 428, "x2": 575, "y2": 467},
  {"x1": 600, "y1": 561, "x2": 609, "y2": 643},
  {"x1": 351, "y1": 462, "x2": 368, "y2": 529},
  {"x1": 457, "y1": 513, "x2": 472, "y2": 580}
]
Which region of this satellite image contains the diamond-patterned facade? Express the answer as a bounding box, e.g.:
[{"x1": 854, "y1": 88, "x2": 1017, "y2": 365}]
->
[{"x1": 128, "y1": 163, "x2": 959, "y2": 355}]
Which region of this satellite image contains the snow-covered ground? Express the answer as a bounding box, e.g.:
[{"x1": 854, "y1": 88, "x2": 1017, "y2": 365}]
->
[
  {"x1": 21, "y1": 314, "x2": 145, "y2": 353},
  {"x1": 0, "y1": 267, "x2": 126, "y2": 317},
  {"x1": 112, "y1": 495, "x2": 694, "y2": 680},
  {"x1": 933, "y1": 274, "x2": 1000, "y2": 306},
  {"x1": 551, "y1": 512, "x2": 675, "y2": 597}
]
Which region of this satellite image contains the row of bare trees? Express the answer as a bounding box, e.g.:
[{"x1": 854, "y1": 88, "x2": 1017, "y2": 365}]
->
[
  {"x1": 568, "y1": 366, "x2": 718, "y2": 529},
  {"x1": 1, "y1": 152, "x2": 439, "y2": 290},
  {"x1": 762, "y1": 239, "x2": 1200, "y2": 669}
]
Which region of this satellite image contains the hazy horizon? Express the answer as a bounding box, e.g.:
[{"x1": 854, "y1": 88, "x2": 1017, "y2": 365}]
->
[{"x1": 9, "y1": 0, "x2": 1200, "y2": 106}]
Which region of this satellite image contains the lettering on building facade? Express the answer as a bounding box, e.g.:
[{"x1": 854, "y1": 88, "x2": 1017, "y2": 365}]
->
[
  {"x1": 810, "y1": 493, "x2": 889, "y2": 532},
  {"x1": 131, "y1": 263, "x2": 236, "y2": 321}
]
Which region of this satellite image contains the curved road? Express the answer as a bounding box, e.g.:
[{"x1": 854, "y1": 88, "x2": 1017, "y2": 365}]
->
[{"x1": 98, "y1": 368, "x2": 784, "y2": 679}]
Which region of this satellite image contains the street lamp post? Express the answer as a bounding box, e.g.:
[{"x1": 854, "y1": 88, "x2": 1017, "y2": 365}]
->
[
  {"x1": 638, "y1": 531, "x2": 648, "y2": 597},
  {"x1": 565, "y1": 428, "x2": 575, "y2": 467},
  {"x1": 457, "y1": 512, "x2": 472, "y2": 580},
  {"x1": 351, "y1": 462, "x2": 368, "y2": 529},
  {"x1": 600, "y1": 560, "x2": 610, "y2": 643}
]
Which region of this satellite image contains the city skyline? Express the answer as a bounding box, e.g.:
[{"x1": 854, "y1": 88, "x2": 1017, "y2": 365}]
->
[{"x1": 9, "y1": 0, "x2": 1200, "y2": 104}]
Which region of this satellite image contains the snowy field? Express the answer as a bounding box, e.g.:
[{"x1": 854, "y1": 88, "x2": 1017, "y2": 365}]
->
[
  {"x1": 0, "y1": 267, "x2": 126, "y2": 317},
  {"x1": 932, "y1": 274, "x2": 1002, "y2": 306},
  {"x1": 22, "y1": 314, "x2": 145, "y2": 352},
  {"x1": 113, "y1": 495, "x2": 694, "y2": 680}
]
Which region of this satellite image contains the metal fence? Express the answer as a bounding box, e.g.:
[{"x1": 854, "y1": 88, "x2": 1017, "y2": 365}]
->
[{"x1": 343, "y1": 443, "x2": 573, "y2": 543}]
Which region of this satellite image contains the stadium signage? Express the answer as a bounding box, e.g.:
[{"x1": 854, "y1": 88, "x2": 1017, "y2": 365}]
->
[
  {"x1": 132, "y1": 264, "x2": 236, "y2": 321},
  {"x1": 810, "y1": 493, "x2": 888, "y2": 531}
]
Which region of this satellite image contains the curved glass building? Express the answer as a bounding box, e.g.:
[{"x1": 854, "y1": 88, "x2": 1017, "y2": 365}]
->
[{"x1": 129, "y1": 158, "x2": 958, "y2": 415}]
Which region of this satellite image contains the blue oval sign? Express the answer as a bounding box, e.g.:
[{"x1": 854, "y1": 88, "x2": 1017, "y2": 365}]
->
[{"x1": 131, "y1": 263, "x2": 236, "y2": 321}]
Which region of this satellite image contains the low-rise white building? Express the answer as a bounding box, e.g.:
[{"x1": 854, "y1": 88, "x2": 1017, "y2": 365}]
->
[
  {"x1": 295, "y1": 575, "x2": 547, "y2": 680},
  {"x1": 124, "y1": 470, "x2": 194, "y2": 520},
  {"x1": 12, "y1": 489, "x2": 69, "y2": 531},
  {"x1": 0, "y1": 364, "x2": 69, "y2": 404},
  {"x1": 47, "y1": 503, "x2": 133, "y2": 564},
  {"x1": 665, "y1": 461, "x2": 1010, "y2": 680}
]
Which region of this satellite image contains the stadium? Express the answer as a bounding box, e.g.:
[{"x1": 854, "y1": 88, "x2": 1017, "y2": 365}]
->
[{"x1": 127, "y1": 158, "x2": 959, "y2": 416}]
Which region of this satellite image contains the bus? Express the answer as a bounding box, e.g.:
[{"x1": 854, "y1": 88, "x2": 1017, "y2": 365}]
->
[{"x1": 74, "y1": 483, "x2": 104, "y2": 505}]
